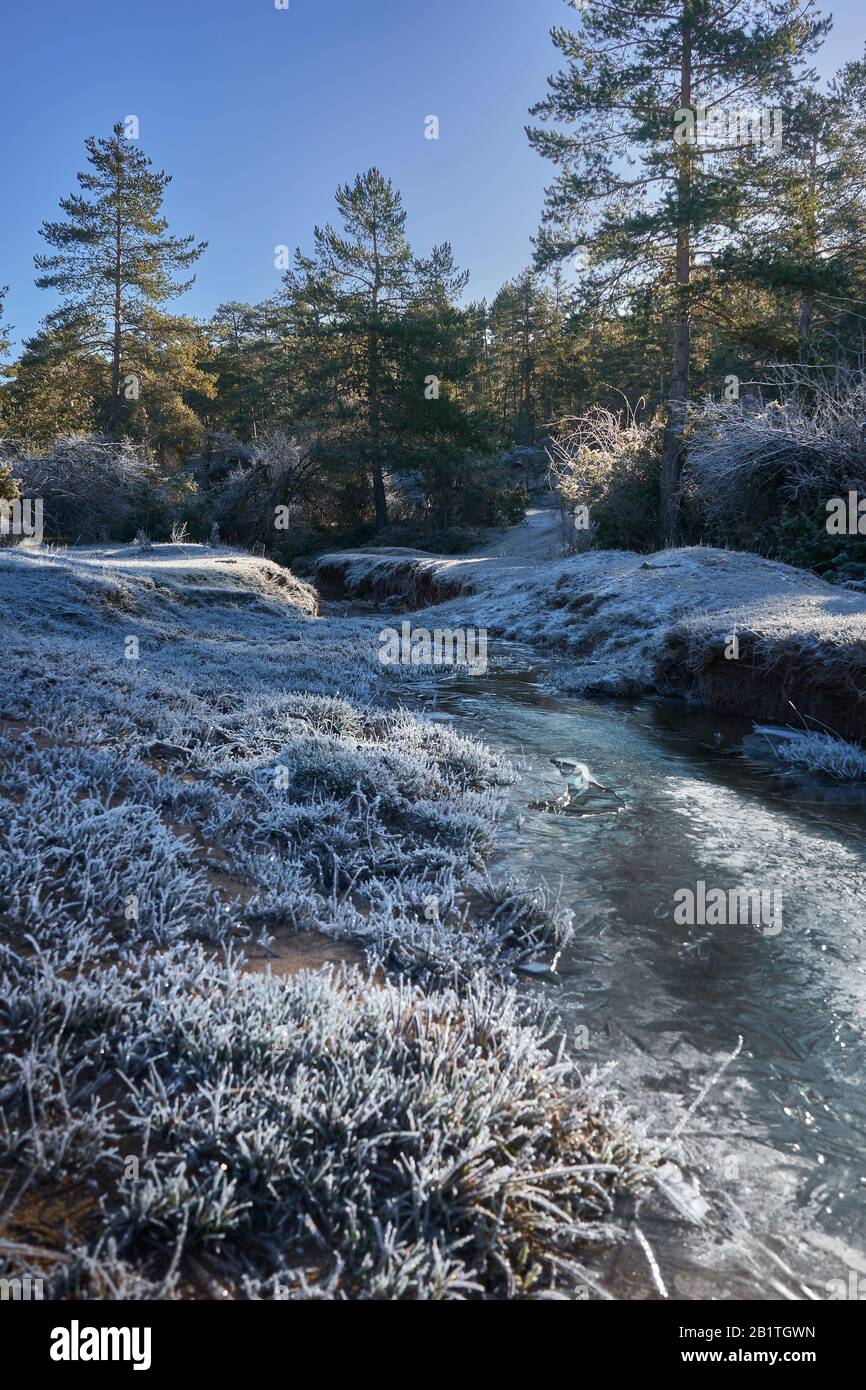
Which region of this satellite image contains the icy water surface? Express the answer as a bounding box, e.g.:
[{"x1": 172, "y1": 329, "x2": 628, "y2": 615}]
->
[{"x1": 410, "y1": 650, "x2": 866, "y2": 1300}]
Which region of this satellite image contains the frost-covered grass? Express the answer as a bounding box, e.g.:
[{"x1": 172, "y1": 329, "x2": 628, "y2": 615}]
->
[
  {"x1": 0, "y1": 542, "x2": 650, "y2": 1298},
  {"x1": 686, "y1": 377, "x2": 866, "y2": 519},
  {"x1": 0, "y1": 710, "x2": 531, "y2": 979},
  {"x1": 0, "y1": 938, "x2": 651, "y2": 1300},
  {"x1": 761, "y1": 730, "x2": 866, "y2": 782},
  {"x1": 0, "y1": 544, "x2": 564, "y2": 983}
]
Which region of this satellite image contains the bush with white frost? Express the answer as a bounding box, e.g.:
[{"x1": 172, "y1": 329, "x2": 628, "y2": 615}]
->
[
  {"x1": 763, "y1": 730, "x2": 866, "y2": 782},
  {"x1": 213, "y1": 431, "x2": 320, "y2": 546},
  {"x1": 687, "y1": 371, "x2": 866, "y2": 508},
  {"x1": 547, "y1": 403, "x2": 663, "y2": 553},
  {"x1": 2, "y1": 435, "x2": 153, "y2": 542},
  {"x1": 684, "y1": 370, "x2": 866, "y2": 570}
]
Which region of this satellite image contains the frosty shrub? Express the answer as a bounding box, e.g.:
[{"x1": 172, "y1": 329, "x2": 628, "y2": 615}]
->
[
  {"x1": 213, "y1": 431, "x2": 320, "y2": 548},
  {"x1": 2, "y1": 435, "x2": 153, "y2": 543},
  {"x1": 767, "y1": 731, "x2": 866, "y2": 783},
  {"x1": 548, "y1": 403, "x2": 663, "y2": 553},
  {"x1": 685, "y1": 371, "x2": 866, "y2": 570}
]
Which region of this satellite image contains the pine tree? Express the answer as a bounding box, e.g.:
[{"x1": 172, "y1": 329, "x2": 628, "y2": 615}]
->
[
  {"x1": 718, "y1": 59, "x2": 866, "y2": 358},
  {"x1": 34, "y1": 122, "x2": 206, "y2": 438},
  {"x1": 2, "y1": 321, "x2": 106, "y2": 443},
  {"x1": 284, "y1": 170, "x2": 473, "y2": 529},
  {"x1": 488, "y1": 272, "x2": 539, "y2": 443},
  {"x1": 393, "y1": 242, "x2": 490, "y2": 525},
  {"x1": 528, "y1": 0, "x2": 829, "y2": 540},
  {"x1": 285, "y1": 170, "x2": 416, "y2": 529},
  {"x1": 207, "y1": 300, "x2": 296, "y2": 442}
]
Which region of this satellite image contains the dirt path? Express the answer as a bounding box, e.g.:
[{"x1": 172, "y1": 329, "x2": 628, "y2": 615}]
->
[
  {"x1": 471, "y1": 499, "x2": 562, "y2": 565},
  {"x1": 311, "y1": 495, "x2": 565, "y2": 606}
]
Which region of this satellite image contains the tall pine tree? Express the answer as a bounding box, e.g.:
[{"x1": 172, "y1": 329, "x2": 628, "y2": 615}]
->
[
  {"x1": 717, "y1": 58, "x2": 866, "y2": 358},
  {"x1": 34, "y1": 122, "x2": 206, "y2": 439},
  {"x1": 284, "y1": 169, "x2": 473, "y2": 529},
  {"x1": 528, "y1": 0, "x2": 828, "y2": 540},
  {"x1": 0, "y1": 287, "x2": 10, "y2": 362}
]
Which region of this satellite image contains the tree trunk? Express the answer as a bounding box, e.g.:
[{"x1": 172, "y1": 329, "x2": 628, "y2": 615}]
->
[
  {"x1": 110, "y1": 198, "x2": 123, "y2": 430},
  {"x1": 520, "y1": 285, "x2": 533, "y2": 444},
  {"x1": 369, "y1": 325, "x2": 388, "y2": 529},
  {"x1": 661, "y1": 9, "x2": 692, "y2": 546},
  {"x1": 368, "y1": 229, "x2": 388, "y2": 530},
  {"x1": 798, "y1": 138, "x2": 818, "y2": 349}
]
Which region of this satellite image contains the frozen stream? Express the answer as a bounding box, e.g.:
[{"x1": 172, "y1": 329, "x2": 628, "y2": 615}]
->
[{"x1": 405, "y1": 648, "x2": 866, "y2": 1300}]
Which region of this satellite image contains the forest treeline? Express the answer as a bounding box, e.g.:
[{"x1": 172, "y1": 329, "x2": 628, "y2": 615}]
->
[{"x1": 2, "y1": 1, "x2": 866, "y2": 575}]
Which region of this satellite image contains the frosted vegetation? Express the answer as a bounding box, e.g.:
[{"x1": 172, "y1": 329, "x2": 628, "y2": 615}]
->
[
  {"x1": 0, "y1": 940, "x2": 648, "y2": 1299},
  {"x1": 0, "y1": 542, "x2": 649, "y2": 1298},
  {"x1": 2, "y1": 436, "x2": 153, "y2": 543},
  {"x1": 760, "y1": 729, "x2": 866, "y2": 783},
  {"x1": 0, "y1": 544, "x2": 568, "y2": 979},
  {"x1": 686, "y1": 373, "x2": 866, "y2": 522}
]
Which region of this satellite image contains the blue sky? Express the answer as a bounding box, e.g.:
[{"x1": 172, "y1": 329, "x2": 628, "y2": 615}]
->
[{"x1": 2, "y1": 0, "x2": 862, "y2": 352}]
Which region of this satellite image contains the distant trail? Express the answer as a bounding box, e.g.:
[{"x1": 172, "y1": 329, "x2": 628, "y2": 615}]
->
[
  {"x1": 309, "y1": 490, "x2": 566, "y2": 610},
  {"x1": 411, "y1": 495, "x2": 566, "y2": 600},
  {"x1": 470, "y1": 498, "x2": 562, "y2": 567}
]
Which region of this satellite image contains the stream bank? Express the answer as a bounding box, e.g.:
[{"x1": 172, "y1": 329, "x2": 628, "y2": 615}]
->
[{"x1": 314, "y1": 506, "x2": 866, "y2": 740}]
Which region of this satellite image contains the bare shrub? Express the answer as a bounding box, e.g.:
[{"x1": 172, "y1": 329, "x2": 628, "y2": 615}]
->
[
  {"x1": 1, "y1": 435, "x2": 152, "y2": 543},
  {"x1": 685, "y1": 369, "x2": 866, "y2": 536},
  {"x1": 547, "y1": 401, "x2": 662, "y2": 552},
  {"x1": 213, "y1": 431, "x2": 320, "y2": 546}
]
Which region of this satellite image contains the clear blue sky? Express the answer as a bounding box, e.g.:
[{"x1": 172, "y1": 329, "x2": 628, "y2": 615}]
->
[{"x1": 2, "y1": 0, "x2": 861, "y2": 353}]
